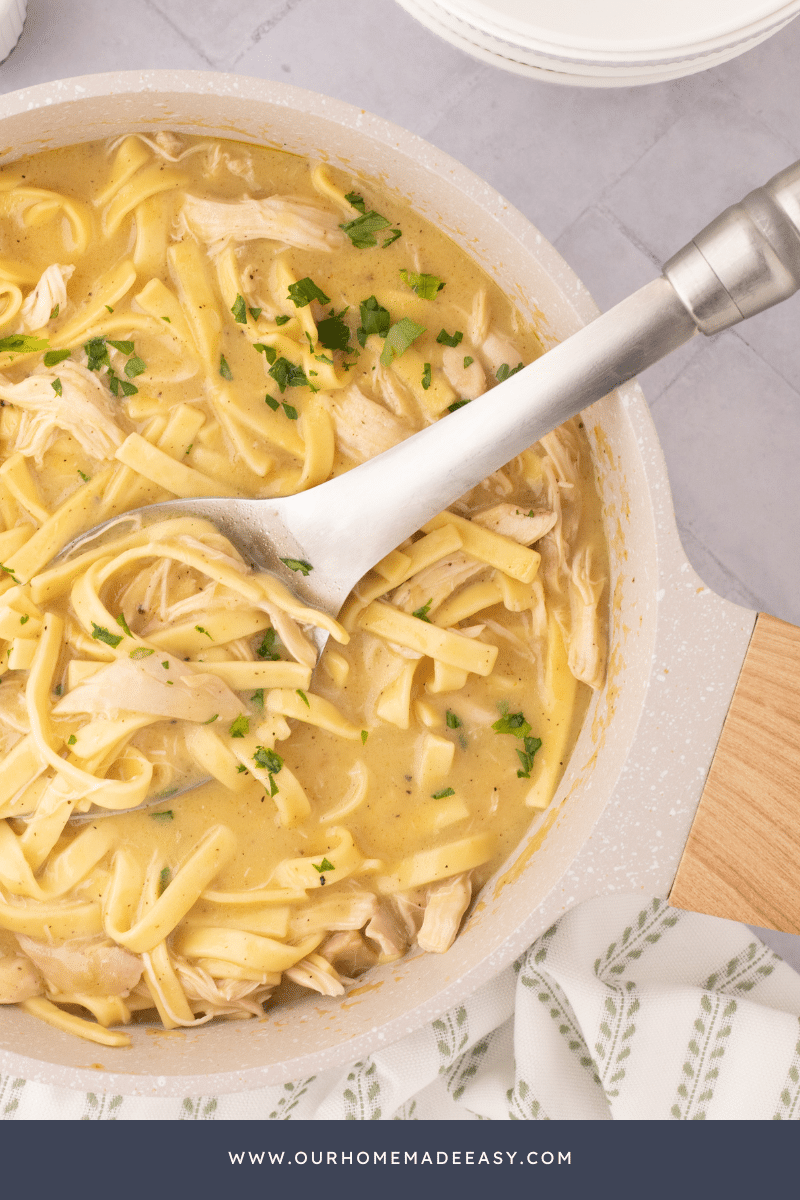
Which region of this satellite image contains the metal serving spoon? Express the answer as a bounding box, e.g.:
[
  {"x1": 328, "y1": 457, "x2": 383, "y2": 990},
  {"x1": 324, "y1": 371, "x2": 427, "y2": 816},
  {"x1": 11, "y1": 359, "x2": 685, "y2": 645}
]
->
[{"x1": 61, "y1": 158, "x2": 800, "y2": 818}]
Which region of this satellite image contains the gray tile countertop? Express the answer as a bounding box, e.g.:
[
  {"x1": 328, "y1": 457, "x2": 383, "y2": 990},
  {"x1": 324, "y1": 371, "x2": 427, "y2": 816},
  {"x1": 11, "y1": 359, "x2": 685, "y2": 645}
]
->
[{"x1": 1, "y1": 1, "x2": 799, "y2": 968}]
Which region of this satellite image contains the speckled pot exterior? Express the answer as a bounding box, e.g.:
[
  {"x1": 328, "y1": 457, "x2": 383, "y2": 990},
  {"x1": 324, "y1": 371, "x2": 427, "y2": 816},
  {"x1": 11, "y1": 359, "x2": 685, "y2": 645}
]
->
[{"x1": 0, "y1": 71, "x2": 756, "y2": 1096}]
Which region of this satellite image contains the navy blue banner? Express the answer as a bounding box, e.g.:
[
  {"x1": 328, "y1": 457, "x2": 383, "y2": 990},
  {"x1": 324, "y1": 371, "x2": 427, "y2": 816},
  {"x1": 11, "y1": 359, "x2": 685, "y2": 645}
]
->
[{"x1": 1, "y1": 1118, "x2": 794, "y2": 1199}]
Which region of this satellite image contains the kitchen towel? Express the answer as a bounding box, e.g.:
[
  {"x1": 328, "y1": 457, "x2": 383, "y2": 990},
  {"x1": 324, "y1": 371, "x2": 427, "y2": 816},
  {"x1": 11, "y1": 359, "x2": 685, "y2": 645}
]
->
[{"x1": 3, "y1": 892, "x2": 800, "y2": 1120}]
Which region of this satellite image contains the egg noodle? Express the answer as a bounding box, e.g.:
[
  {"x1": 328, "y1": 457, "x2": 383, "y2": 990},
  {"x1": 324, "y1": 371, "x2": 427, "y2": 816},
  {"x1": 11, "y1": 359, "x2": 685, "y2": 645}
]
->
[{"x1": 0, "y1": 133, "x2": 607, "y2": 1046}]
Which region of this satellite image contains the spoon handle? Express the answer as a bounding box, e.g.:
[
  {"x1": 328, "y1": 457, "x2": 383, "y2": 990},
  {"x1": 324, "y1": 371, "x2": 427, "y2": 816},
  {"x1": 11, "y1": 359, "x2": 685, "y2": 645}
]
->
[
  {"x1": 285, "y1": 277, "x2": 695, "y2": 587},
  {"x1": 284, "y1": 159, "x2": 800, "y2": 588}
]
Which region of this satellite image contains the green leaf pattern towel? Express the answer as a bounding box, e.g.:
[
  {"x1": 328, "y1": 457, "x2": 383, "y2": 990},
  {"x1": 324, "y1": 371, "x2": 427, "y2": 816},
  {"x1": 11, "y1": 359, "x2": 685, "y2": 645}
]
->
[{"x1": 3, "y1": 895, "x2": 800, "y2": 1120}]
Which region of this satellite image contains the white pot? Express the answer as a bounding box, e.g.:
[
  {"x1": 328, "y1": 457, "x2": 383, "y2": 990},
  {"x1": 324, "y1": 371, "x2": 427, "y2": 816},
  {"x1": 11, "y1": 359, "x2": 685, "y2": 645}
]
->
[{"x1": 0, "y1": 71, "x2": 753, "y2": 1096}]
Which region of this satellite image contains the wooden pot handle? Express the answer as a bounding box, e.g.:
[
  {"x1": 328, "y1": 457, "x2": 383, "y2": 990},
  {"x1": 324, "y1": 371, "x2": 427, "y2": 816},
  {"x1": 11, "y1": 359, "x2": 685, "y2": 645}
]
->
[{"x1": 669, "y1": 613, "x2": 800, "y2": 932}]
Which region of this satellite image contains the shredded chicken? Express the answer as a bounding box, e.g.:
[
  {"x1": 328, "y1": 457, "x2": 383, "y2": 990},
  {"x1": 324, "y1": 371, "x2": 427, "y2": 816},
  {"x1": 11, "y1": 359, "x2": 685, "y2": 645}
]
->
[
  {"x1": 391, "y1": 889, "x2": 426, "y2": 940},
  {"x1": 472, "y1": 502, "x2": 557, "y2": 545},
  {"x1": 390, "y1": 549, "x2": 486, "y2": 617},
  {"x1": 16, "y1": 936, "x2": 142, "y2": 997},
  {"x1": 481, "y1": 329, "x2": 523, "y2": 374},
  {"x1": 0, "y1": 678, "x2": 30, "y2": 753},
  {"x1": 19, "y1": 264, "x2": 74, "y2": 331},
  {"x1": 203, "y1": 143, "x2": 256, "y2": 186},
  {"x1": 284, "y1": 952, "x2": 347, "y2": 997},
  {"x1": 318, "y1": 930, "x2": 378, "y2": 975},
  {"x1": 417, "y1": 874, "x2": 472, "y2": 954},
  {"x1": 442, "y1": 345, "x2": 485, "y2": 400},
  {"x1": 180, "y1": 193, "x2": 345, "y2": 256},
  {"x1": 0, "y1": 361, "x2": 125, "y2": 467},
  {"x1": 566, "y1": 544, "x2": 606, "y2": 689},
  {"x1": 175, "y1": 960, "x2": 273, "y2": 1019},
  {"x1": 469, "y1": 288, "x2": 490, "y2": 344},
  {"x1": 374, "y1": 364, "x2": 420, "y2": 422},
  {"x1": 327, "y1": 384, "x2": 413, "y2": 463},
  {"x1": 54, "y1": 650, "x2": 242, "y2": 723},
  {"x1": 0, "y1": 954, "x2": 42, "y2": 1003},
  {"x1": 364, "y1": 902, "x2": 408, "y2": 962}
]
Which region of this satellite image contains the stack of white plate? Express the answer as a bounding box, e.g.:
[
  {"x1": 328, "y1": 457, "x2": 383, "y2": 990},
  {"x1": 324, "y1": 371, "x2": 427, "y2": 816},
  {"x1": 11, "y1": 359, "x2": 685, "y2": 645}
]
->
[{"x1": 396, "y1": 0, "x2": 800, "y2": 85}]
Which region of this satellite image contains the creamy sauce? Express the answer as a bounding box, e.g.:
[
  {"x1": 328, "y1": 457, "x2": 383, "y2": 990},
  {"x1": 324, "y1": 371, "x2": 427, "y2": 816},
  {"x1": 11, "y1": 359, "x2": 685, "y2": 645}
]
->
[{"x1": 0, "y1": 133, "x2": 607, "y2": 1041}]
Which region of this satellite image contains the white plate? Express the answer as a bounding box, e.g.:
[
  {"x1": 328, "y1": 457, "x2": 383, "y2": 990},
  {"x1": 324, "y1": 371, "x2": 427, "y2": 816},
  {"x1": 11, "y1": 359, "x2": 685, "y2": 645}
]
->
[
  {"x1": 396, "y1": 0, "x2": 792, "y2": 84},
  {"x1": 426, "y1": 0, "x2": 800, "y2": 58}
]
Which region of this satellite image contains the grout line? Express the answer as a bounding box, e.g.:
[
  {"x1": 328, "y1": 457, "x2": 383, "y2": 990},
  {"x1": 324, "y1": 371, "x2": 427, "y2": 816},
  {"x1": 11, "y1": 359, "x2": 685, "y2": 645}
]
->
[
  {"x1": 229, "y1": 0, "x2": 309, "y2": 68},
  {"x1": 142, "y1": 0, "x2": 216, "y2": 68}
]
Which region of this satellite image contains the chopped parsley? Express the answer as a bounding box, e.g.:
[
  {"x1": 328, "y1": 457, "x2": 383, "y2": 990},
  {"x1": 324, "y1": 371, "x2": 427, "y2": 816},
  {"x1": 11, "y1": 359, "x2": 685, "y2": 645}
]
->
[
  {"x1": 250, "y1": 688, "x2": 264, "y2": 710},
  {"x1": 158, "y1": 867, "x2": 171, "y2": 895},
  {"x1": 219, "y1": 354, "x2": 233, "y2": 380},
  {"x1": 0, "y1": 334, "x2": 49, "y2": 355},
  {"x1": 0, "y1": 563, "x2": 20, "y2": 584},
  {"x1": 496, "y1": 361, "x2": 524, "y2": 382},
  {"x1": 115, "y1": 612, "x2": 132, "y2": 637},
  {"x1": 161, "y1": 660, "x2": 169, "y2": 670},
  {"x1": 91, "y1": 622, "x2": 123, "y2": 648},
  {"x1": 492, "y1": 711, "x2": 531, "y2": 738},
  {"x1": 491, "y1": 710, "x2": 542, "y2": 778},
  {"x1": 231, "y1": 294, "x2": 247, "y2": 323},
  {"x1": 43, "y1": 348, "x2": 70, "y2": 367},
  {"x1": 49, "y1": 304, "x2": 59, "y2": 320},
  {"x1": 432, "y1": 787, "x2": 455, "y2": 799},
  {"x1": 130, "y1": 647, "x2": 155, "y2": 659},
  {"x1": 67, "y1": 734, "x2": 77, "y2": 746},
  {"x1": 53, "y1": 684, "x2": 62, "y2": 696},
  {"x1": 317, "y1": 313, "x2": 351, "y2": 351},
  {"x1": 340, "y1": 210, "x2": 391, "y2": 248},
  {"x1": 280, "y1": 557, "x2": 312, "y2": 575},
  {"x1": 313, "y1": 857, "x2": 335, "y2": 873},
  {"x1": 256, "y1": 628, "x2": 280, "y2": 660},
  {"x1": 77, "y1": 469, "x2": 90, "y2": 482},
  {"x1": 229, "y1": 714, "x2": 249, "y2": 738},
  {"x1": 265, "y1": 395, "x2": 280, "y2": 411},
  {"x1": 254, "y1": 342, "x2": 278, "y2": 364},
  {"x1": 357, "y1": 295, "x2": 391, "y2": 347},
  {"x1": 421, "y1": 362, "x2": 431, "y2": 390},
  {"x1": 446, "y1": 710, "x2": 461, "y2": 729},
  {"x1": 274, "y1": 314, "x2": 290, "y2": 326},
  {"x1": 124, "y1": 354, "x2": 146, "y2": 379},
  {"x1": 203, "y1": 713, "x2": 219, "y2": 724},
  {"x1": 382, "y1": 228, "x2": 402, "y2": 248},
  {"x1": 436, "y1": 329, "x2": 463, "y2": 347},
  {"x1": 269, "y1": 357, "x2": 309, "y2": 392},
  {"x1": 515, "y1": 736, "x2": 542, "y2": 778},
  {"x1": 19, "y1": 614, "x2": 29, "y2": 625},
  {"x1": 150, "y1": 810, "x2": 174, "y2": 821},
  {"x1": 463, "y1": 355, "x2": 474, "y2": 368},
  {"x1": 253, "y1": 745, "x2": 283, "y2": 774},
  {"x1": 84, "y1": 337, "x2": 110, "y2": 372},
  {"x1": 282, "y1": 401, "x2": 298, "y2": 420},
  {"x1": 235, "y1": 764, "x2": 248, "y2": 774},
  {"x1": 296, "y1": 688, "x2": 310, "y2": 707},
  {"x1": 447, "y1": 399, "x2": 471, "y2": 413},
  {"x1": 399, "y1": 269, "x2": 445, "y2": 299},
  {"x1": 345, "y1": 192, "x2": 366, "y2": 213},
  {"x1": 379, "y1": 317, "x2": 426, "y2": 367},
  {"x1": 412, "y1": 599, "x2": 433, "y2": 622},
  {"x1": 108, "y1": 374, "x2": 138, "y2": 398},
  {"x1": 249, "y1": 306, "x2": 262, "y2": 321},
  {"x1": 107, "y1": 339, "x2": 134, "y2": 356},
  {"x1": 361, "y1": 730, "x2": 368, "y2": 744},
  {"x1": 51, "y1": 378, "x2": 62, "y2": 396},
  {"x1": 287, "y1": 277, "x2": 330, "y2": 308},
  {"x1": 194, "y1": 625, "x2": 213, "y2": 639}
]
